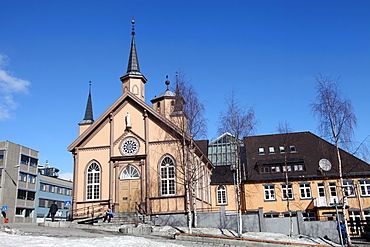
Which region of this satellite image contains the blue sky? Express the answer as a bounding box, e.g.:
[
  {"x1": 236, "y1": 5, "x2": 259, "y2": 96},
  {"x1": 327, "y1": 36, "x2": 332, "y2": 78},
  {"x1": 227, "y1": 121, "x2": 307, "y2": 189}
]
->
[{"x1": 1, "y1": 0, "x2": 369, "y2": 179}]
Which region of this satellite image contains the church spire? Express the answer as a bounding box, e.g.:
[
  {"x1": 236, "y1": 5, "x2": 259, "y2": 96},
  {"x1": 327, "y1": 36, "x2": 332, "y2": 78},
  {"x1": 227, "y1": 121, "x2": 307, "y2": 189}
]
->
[
  {"x1": 79, "y1": 81, "x2": 94, "y2": 125},
  {"x1": 125, "y1": 18, "x2": 141, "y2": 76},
  {"x1": 120, "y1": 17, "x2": 147, "y2": 100}
]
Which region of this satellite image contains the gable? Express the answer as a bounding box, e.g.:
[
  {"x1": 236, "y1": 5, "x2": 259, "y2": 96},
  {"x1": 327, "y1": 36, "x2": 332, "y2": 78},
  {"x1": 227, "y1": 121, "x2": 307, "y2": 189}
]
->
[{"x1": 68, "y1": 91, "x2": 190, "y2": 152}]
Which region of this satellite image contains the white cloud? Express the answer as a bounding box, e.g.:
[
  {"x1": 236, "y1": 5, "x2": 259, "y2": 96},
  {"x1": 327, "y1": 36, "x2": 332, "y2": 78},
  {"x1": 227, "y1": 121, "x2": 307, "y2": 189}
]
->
[
  {"x1": 59, "y1": 172, "x2": 73, "y2": 181},
  {"x1": 0, "y1": 54, "x2": 30, "y2": 120}
]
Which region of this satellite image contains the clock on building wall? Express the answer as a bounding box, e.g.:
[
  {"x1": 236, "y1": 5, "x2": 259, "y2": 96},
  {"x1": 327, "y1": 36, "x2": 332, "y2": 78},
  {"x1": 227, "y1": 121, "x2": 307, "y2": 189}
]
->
[
  {"x1": 121, "y1": 137, "x2": 139, "y2": 156},
  {"x1": 319, "y1": 158, "x2": 332, "y2": 171}
]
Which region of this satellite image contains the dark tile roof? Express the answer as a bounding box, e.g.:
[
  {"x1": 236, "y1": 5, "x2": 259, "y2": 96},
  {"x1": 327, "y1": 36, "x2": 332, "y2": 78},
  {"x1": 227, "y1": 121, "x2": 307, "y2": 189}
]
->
[
  {"x1": 195, "y1": 140, "x2": 209, "y2": 157},
  {"x1": 243, "y1": 131, "x2": 370, "y2": 182},
  {"x1": 211, "y1": 165, "x2": 235, "y2": 184}
]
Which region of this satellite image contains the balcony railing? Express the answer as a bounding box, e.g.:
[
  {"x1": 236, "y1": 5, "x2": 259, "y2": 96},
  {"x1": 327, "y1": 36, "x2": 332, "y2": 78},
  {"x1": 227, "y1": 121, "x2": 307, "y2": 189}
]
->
[{"x1": 314, "y1": 196, "x2": 345, "y2": 207}]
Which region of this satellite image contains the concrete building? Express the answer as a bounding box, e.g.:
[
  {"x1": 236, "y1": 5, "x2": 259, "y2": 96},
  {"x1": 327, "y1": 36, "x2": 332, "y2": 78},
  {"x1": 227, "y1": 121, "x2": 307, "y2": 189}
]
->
[
  {"x1": 35, "y1": 164, "x2": 73, "y2": 222},
  {"x1": 0, "y1": 141, "x2": 38, "y2": 223}
]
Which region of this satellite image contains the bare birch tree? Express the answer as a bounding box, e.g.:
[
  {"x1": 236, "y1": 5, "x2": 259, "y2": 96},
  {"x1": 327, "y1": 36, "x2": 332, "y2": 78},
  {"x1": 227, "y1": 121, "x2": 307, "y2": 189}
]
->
[
  {"x1": 218, "y1": 90, "x2": 257, "y2": 237},
  {"x1": 171, "y1": 72, "x2": 207, "y2": 233},
  {"x1": 310, "y1": 74, "x2": 357, "y2": 246},
  {"x1": 276, "y1": 121, "x2": 294, "y2": 237}
]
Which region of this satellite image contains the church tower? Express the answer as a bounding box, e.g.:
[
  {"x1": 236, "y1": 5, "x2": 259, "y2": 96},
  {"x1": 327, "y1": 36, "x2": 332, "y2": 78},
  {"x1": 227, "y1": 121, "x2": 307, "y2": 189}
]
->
[
  {"x1": 120, "y1": 19, "x2": 147, "y2": 100},
  {"x1": 150, "y1": 76, "x2": 176, "y2": 119},
  {"x1": 78, "y1": 81, "x2": 94, "y2": 135},
  {"x1": 150, "y1": 75, "x2": 187, "y2": 129}
]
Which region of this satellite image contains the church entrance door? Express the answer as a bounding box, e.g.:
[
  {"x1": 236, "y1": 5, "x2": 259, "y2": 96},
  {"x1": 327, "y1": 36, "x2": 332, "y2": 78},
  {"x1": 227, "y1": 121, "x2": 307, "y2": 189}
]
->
[{"x1": 119, "y1": 165, "x2": 141, "y2": 212}]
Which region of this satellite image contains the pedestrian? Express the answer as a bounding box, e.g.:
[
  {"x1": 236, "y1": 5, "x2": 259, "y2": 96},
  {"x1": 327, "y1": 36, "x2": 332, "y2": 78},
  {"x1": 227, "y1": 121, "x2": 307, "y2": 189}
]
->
[
  {"x1": 49, "y1": 201, "x2": 58, "y2": 222},
  {"x1": 337, "y1": 221, "x2": 347, "y2": 245},
  {"x1": 103, "y1": 207, "x2": 114, "y2": 223}
]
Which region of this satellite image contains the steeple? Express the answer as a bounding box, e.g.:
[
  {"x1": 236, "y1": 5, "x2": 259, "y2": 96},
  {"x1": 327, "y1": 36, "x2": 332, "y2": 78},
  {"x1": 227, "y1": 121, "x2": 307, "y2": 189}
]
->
[
  {"x1": 79, "y1": 81, "x2": 94, "y2": 125},
  {"x1": 125, "y1": 19, "x2": 141, "y2": 76},
  {"x1": 171, "y1": 80, "x2": 185, "y2": 117},
  {"x1": 120, "y1": 18, "x2": 147, "y2": 100}
]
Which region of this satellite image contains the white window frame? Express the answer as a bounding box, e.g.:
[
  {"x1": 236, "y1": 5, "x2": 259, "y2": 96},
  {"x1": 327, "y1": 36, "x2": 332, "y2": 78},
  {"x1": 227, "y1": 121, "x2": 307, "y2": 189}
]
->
[
  {"x1": 282, "y1": 165, "x2": 292, "y2": 172},
  {"x1": 268, "y1": 147, "x2": 275, "y2": 153},
  {"x1": 360, "y1": 180, "x2": 370, "y2": 196},
  {"x1": 282, "y1": 183, "x2": 294, "y2": 200},
  {"x1": 120, "y1": 165, "x2": 140, "y2": 179},
  {"x1": 329, "y1": 182, "x2": 337, "y2": 197},
  {"x1": 86, "y1": 162, "x2": 101, "y2": 200},
  {"x1": 290, "y1": 146, "x2": 297, "y2": 152},
  {"x1": 264, "y1": 184, "x2": 275, "y2": 201},
  {"x1": 258, "y1": 147, "x2": 265, "y2": 155},
  {"x1": 271, "y1": 166, "x2": 280, "y2": 173},
  {"x1": 160, "y1": 156, "x2": 176, "y2": 196},
  {"x1": 294, "y1": 164, "x2": 304, "y2": 171},
  {"x1": 217, "y1": 185, "x2": 227, "y2": 205},
  {"x1": 343, "y1": 180, "x2": 355, "y2": 197},
  {"x1": 299, "y1": 183, "x2": 311, "y2": 199}
]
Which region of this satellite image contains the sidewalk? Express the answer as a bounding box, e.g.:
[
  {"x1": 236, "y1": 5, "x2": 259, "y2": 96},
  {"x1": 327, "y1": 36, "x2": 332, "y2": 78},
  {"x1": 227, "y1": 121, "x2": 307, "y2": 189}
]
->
[{"x1": 0, "y1": 222, "x2": 356, "y2": 247}]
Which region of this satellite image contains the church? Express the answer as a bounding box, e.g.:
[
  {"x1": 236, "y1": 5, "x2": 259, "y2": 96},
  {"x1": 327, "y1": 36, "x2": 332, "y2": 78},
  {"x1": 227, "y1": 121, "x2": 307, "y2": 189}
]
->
[{"x1": 67, "y1": 20, "x2": 213, "y2": 219}]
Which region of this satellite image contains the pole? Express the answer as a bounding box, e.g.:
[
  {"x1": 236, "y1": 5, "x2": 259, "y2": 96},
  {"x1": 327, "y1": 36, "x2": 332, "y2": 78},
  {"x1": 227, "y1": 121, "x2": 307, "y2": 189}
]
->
[{"x1": 336, "y1": 204, "x2": 344, "y2": 247}]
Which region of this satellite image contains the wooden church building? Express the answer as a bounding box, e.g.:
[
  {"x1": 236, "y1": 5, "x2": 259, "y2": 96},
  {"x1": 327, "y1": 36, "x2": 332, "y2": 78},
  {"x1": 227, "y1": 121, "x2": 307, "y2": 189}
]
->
[{"x1": 68, "y1": 21, "x2": 213, "y2": 219}]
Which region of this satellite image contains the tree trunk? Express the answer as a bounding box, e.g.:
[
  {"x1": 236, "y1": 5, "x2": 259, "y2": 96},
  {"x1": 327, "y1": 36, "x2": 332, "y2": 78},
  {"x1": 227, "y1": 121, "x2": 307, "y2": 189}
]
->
[{"x1": 336, "y1": 141, "x2": 351, "y2": 246}]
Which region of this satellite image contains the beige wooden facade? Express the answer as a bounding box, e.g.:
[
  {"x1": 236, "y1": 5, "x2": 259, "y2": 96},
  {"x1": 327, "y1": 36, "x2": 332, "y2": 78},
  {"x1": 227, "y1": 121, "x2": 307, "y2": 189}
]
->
[{"x1": 68, "y1": 30, "x2": 212, "y2": 218}]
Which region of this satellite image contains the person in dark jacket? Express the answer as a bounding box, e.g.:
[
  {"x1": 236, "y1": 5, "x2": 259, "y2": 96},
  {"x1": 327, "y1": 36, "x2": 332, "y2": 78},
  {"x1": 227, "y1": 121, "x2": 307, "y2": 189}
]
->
[{"x1": 49, "y1": 201, "x2": 58, "y2": 222}]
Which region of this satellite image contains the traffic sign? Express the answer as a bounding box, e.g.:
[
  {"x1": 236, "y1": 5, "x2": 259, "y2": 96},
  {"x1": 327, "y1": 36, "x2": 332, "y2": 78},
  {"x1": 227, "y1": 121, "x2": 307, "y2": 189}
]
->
[
  {"x1": 64, "y1": 201, "x2": 71, "y2": 207},
  {"x1": 2, "y1": 206, "x2": 8, "y2": 212}
]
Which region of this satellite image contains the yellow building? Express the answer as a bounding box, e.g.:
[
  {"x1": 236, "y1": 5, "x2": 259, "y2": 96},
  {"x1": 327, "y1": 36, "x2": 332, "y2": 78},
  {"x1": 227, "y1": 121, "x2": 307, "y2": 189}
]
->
[
  {"x1": 68, "y1": 21, "x2": 212, "y2": 219},
  {"x1": 211, "y1": 132, "x2": 370, "y2": 231}
]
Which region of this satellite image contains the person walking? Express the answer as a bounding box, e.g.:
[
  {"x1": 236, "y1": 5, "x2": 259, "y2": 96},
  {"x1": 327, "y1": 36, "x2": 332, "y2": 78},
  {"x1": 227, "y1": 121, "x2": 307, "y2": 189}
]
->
[
  {"x1": 103, "y1": 207, "x2": 114, "y2": 223},
  {"x1": 337, "y1": 221, "x2": 347, "y2": 245},
  {"x1": 49, "y1": 201, "x2": 58, "y2": 222}
]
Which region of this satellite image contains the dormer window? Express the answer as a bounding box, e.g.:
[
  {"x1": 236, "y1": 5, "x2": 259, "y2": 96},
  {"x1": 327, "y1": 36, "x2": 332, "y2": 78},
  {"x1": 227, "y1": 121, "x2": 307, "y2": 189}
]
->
[
  {"x1": 290, "y1": 146, "x2": 297, "y2": 152},
  {"x1": 258, "y1": 147, "x2": 265, "y2": 155},
  {"x1": 269, "y1": 147, "x2": 275, "y2": 154},
  {"x1": 282, "y1": 165, "x2": 292, "y2": 172},
  {"x1": 279, "y1": 146, "x2": 285, "y2": 153},
  {"x1": 260, "y1": 167, "x2": 270, "y2": 173}
]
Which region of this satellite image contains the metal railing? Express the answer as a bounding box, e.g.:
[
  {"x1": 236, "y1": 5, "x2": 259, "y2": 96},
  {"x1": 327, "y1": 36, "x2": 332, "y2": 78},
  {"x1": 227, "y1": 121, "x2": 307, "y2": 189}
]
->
[{"x1": 72, "y1": 200, "x2": 109, "y2": 220}]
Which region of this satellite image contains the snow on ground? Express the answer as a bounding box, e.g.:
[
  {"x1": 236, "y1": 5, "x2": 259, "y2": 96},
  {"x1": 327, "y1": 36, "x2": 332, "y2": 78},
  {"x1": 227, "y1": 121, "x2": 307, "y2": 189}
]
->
[
  {"x1": 0, "y1": 223, "x2": 341, "y2": 247},
  {"x1": 0, "y1": 231, "x2": 184, "y2": 247},
  {"x1": 151, "y1": 225, "x2": 339, "y2": 246}
]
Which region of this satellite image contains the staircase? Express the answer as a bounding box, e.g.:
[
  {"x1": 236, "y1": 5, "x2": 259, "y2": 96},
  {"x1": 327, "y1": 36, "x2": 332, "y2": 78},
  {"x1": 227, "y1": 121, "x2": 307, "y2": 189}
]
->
[{"x1": 95, "y1": 212, "x2": 153, "y2": 226}]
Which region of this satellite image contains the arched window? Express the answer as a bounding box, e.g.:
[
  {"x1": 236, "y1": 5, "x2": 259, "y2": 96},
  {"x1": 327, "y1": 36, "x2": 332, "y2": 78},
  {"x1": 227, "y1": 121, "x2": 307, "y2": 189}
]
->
[
  {"x1": 86, "y1": 162, "x2": 100, "y2": 200},
  {"x1": 120, "y1": 165, "x2": 140, "y2": 179},
  {"x1": 160, "y1": 156, "x2": 176, "y2": 196},
  {"x1": 132, "y1": 85, "x2": 139, "y2": 95},
  {"x1": 217, "y1": 185, "x2": 227, "y2": 204}
]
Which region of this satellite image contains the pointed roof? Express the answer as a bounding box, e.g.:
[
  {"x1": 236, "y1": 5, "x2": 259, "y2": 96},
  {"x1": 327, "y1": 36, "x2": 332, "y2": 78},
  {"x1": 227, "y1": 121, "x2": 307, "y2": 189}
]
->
[
  {"x1": 69, "y1": 91, "x2": 188, "y2": 151},
  {"x1": 150, "y1": 76, "x2": 175, "y2": 102},
  {"x1": 124, "y1": 20, "x2": 141, "y2": 76},
  {"x1": 171, "y1": 84, "x2": 184, "y2": 114},
  {"x1": 79, "y1": 82, "x2": 94, "y2": 125}
]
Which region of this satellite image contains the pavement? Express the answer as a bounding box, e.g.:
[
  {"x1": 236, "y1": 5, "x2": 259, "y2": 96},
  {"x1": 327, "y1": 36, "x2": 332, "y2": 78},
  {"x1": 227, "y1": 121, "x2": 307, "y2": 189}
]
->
[{"x1": 0, "y1": 222, "x2": 368, "y2": 247}]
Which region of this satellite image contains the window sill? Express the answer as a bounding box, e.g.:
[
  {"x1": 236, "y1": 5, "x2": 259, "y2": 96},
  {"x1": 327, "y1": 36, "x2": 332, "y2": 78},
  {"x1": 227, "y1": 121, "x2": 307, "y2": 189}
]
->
[{"x1": 264, "y1": 199, "x2": 277, "y2": 202}]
